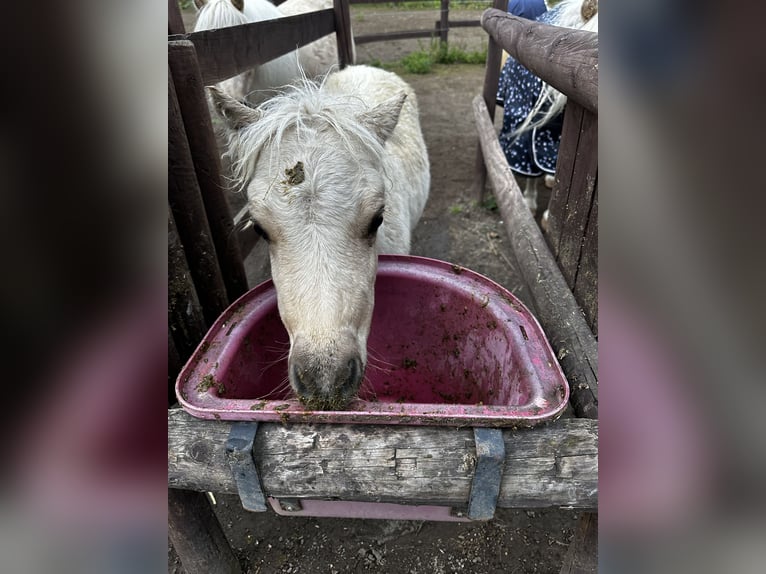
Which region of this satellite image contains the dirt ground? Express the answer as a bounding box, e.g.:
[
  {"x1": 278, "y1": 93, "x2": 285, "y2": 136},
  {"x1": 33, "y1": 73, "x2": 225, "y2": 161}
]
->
[{"x1": 171, "y1": 6, "x2": 578, "y2": 574}]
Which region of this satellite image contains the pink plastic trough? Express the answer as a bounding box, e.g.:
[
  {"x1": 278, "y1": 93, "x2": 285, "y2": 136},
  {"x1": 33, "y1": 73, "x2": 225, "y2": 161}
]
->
[{"x1": 176, "y1": 255, "x2": 569, "y2": 427}]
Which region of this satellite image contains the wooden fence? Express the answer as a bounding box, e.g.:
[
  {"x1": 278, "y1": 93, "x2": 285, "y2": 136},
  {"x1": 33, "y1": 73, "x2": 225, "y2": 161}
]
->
[{"x1": 347, "y1": 0, "x2": 487, "y2": 45}]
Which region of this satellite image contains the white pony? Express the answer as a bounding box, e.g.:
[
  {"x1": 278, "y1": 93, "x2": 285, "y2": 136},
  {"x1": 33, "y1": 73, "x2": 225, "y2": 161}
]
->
[
  {"x1": 193, "y1": 0, "x2": 354, "y2": 105},
  {"x1": 279, "y1": 0, "x2": 357, "y2": 78},
  {"x1": 497, "y1": 0, "x2": 598, "y2": 228},
  {"x1": 210, "y1": 65, "x2": 429, "y2": 409}
]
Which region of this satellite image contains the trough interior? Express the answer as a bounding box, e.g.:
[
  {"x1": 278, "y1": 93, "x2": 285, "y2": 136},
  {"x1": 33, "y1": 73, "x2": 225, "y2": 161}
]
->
[{"x1": 210, "y1": 270, "x2": 534, "y2": 407}]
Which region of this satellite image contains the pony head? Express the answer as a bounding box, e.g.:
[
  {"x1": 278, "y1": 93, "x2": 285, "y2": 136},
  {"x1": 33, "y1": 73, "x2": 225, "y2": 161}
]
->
[{"x1": 210, "y1": 81, "x2": 407, "y2": 409}]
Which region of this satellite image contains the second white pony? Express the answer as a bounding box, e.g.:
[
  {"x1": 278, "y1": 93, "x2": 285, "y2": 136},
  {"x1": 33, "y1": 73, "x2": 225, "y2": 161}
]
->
[
  {"x1": 194, "y1": 0, "x2": 354, "y2": 105},
  {"x1": 210, "y1": 65, "x2": 429, "y2": 409}
]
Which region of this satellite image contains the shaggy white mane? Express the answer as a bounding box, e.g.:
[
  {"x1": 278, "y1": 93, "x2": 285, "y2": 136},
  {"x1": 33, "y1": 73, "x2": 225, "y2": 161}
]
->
[
  {"x1": 224, "y1": 75, "x2": 387, "y2": 193},
  {"x1": 194, "y1": 0, "x2": 249, "y2": 30}
]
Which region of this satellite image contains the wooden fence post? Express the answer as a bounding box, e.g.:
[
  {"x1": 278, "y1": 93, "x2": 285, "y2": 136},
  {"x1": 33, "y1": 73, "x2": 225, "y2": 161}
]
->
[
  {"x1": 472, "y1": 0, "x2": 508, "y2": 201},
  {"x1": 168, "y1": 489, "x2": 242, "y2": 574},
  {"x1": 334, "y1": 0, "x2": 355, "y2": 68},
  {"x1": 168, "y1": 41, "x2": 249, "y2": 302}
]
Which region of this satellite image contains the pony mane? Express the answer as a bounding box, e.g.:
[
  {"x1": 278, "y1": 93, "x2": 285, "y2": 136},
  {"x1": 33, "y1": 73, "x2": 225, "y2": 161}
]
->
[
  {"x1": 512, "y1": 1, "x2": 598, "y2": 138},
  {"x1": 224, "y1": 74, "x2": 386, "y2": 192},
  {"x1": 194, "y1": 0, "x2": 249, "y2": 31}
]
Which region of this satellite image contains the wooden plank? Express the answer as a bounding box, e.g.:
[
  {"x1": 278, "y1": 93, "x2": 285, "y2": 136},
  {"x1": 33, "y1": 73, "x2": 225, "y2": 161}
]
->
[
  {"x1": 168, "y1": 70, "x2": 230, "y2": 324},
  {"x1": 333, "y1": 0, "x2": 354, "y2": 68},
  {"x1": 555, "y1": 105, "x2": 598, "y2": 290},
  {"x1": 169, "y1": 41, "x2": 249, "y2": 303},
  {"x1": 472, "y1": 0, "x2": 508, "y2": 202},
  {"x1": 168, "y1": 409, "x2": 598, "y2": 508},
  {"x1": 439, "y1": 0, "x2": 450, "y2": 44},
  {"x1": 169, "y1": 10, "x2": 336, "y2": 85},
  {"x1": 546, "y1": 103, "x2": 585, "y2": 259},
  {"x1": 355, "y1": 29, "x2": 437, "y2": 44},
  {"x1": 168, "y1": 208, "x2": 208, "y2": 365},
  {"x1": 480, "y1": 9, "x2": 598, "y2": 114},
  {"x1": 168, "y1": 489, "x2": 242, "y2": 574},
  {"x1": 573, "y1": 185, "x2": 597, "y2": 336},
  {"x1": 168, "y1": 0, "x2": 185, "y2": 36},
  {"x1": 473, "y1": 95, "x2": 597, "y2": 419},
  {"x1": 559, "y1": 513, "x2": 598, "y2": 574}
]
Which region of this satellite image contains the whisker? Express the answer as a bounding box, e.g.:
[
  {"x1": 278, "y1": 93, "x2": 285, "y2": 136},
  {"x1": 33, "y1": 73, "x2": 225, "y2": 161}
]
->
[{"x1": 357, "y1": 376, "x2": 379, "y2": 403}]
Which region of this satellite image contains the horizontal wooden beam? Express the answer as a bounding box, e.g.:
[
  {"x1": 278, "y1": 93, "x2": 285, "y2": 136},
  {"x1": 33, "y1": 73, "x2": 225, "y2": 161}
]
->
[
  {"x1": 355, "y1": 29, "x2": 437, "y2": 44},
  {"x1": 472, "y1": 95, "x2": 598, "y2": 418},
  {"x1": 480, "y1": 8, "x2": 598, "y2": 114},
  {"x1": 168, "y1": 409, "x2": 598, "y2": 509},
  {"x1": 168, "y1": 10, "x2": 336, "y2": 85}
]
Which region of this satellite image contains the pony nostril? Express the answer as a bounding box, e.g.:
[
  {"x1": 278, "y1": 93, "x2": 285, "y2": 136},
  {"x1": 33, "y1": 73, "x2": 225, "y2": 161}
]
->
[
  {"x1": 342, "y1": 357, "x2": 363, "y2": 392},
  {"x1": 290, "y1": 362, "x2": 308, "y2": 396}
]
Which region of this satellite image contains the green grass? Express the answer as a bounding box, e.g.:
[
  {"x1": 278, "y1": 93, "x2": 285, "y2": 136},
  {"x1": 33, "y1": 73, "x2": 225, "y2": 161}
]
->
[
  {"x1": 398, "y1": 40, "x2": 487, "y2": 74},
  {"x1": 178, "y1": 0, "x2": 195, "y2": 10}
]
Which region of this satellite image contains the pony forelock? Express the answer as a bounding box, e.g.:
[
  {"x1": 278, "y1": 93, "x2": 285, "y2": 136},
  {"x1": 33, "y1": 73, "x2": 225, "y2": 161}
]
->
[{"x1": 224, "y1": 72, "x2": 387, "y2": 193}]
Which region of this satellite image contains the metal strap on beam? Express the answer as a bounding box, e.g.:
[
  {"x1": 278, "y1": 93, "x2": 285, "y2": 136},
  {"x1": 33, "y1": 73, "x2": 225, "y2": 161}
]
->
[
  {"x1": 225, "y1": 422, "x2": 267, "y2": 512},
  {"x1": 467, "y1": 427, "x2": 506, "y2": 520}
]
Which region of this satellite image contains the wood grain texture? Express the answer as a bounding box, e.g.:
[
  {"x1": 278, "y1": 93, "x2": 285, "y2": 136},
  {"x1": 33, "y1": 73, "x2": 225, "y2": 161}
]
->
[
  {"x1": 573, "y1": 188, "x2": 597, "y2": 335},
  {"x1": 559, "y1": 512, "x2": 598, "y2": 574},
  {"x1": 333, "y1": 0, "x2": 354, "y2": 68},
  {"x1": 168, "y1": 0, "x2": 185, "y2": 36},
  {"x1": 472, "y1": 95, "x2": 597, "y2": 419},
  {"x1": 472, "y1": 0, "x2": 508, "y2": 201},
  {"x1": 169, "y1": 71, "x2": 229, "y2": 325},
  {"x1": 169, "y1": 10, "x2": 336, "y2": 85},
  {"x1": 168, "y1": 489, "x2": 242, "y2": 574},
  {"x1": 169, "y1": 41, "x2": 248, "y2": 303},
  {"x1": 168, "y1": 208, "x2": 207, "y2": 365},
  {"x1": 544, "y1": 103, "x2": 598, "y2": 335},
  {"x1": 168, "y1": 409, "x2": 598, "y2": 508},
  {"x1": 480, "y1": 9, "x2": 598, "y2": 114}
]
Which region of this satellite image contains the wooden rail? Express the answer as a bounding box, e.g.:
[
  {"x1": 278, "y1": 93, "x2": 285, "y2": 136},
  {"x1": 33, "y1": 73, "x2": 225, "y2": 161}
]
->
[
  {"x1": 351, "y1": 0, "x2": 485, "y2": 45},
  {"x1": 480, "y1": 8, "x2": 598, "y2": 113},
  {"x1": 169, "y1": 409, "x2": 598, "y2": 509}
]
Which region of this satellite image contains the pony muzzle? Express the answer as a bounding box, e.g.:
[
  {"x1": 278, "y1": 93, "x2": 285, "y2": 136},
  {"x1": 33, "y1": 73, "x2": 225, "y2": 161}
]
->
[{"x1": 288, "y1": 336, "x2": 365, "y2": 410}]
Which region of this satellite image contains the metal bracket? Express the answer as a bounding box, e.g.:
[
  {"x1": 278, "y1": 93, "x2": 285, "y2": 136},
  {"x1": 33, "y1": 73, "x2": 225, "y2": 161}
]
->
[
  {"x1": 225, "y1": 422, "x2": 267, "y2": 512},
  {"x1": 467, "y1": 427, "x2": 506, "y2": 520}
]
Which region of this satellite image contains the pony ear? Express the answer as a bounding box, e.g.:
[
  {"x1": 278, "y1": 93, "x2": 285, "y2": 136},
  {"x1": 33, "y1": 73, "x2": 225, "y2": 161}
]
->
[
  {"x1": 359, "y1": 92, "x2": 407, "y2": 144},
  {"x1": 207, "y1": 87, "x2": 261, "y2": 130}
]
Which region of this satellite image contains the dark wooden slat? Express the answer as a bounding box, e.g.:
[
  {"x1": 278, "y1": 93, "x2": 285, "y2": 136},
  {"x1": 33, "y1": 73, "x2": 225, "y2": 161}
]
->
[
  {"x1": 439, "y1": 0, "x2": 450, "y2": 44},
  {"x1": 573, "y1": 185, "x2": 597, "y2": 336},
  {"x1": 447, "y1": 20, "x2": 483, "y2": 28},
  {"x1": 168, "y1": 409, "x2": 598, "y2": 509},
  {"x1": 168, "y1": 489, "x2": 242, "y2": 574},
  {"x1": 169, "y1": 10, "x2": 336, "y2": 85},
  {"x1": 169, "y1": 41, "x2": 248, "y2": 302},
  {"x1": 355, "y1": 29, "x2": 438, "y2": 44},
  {"x1": 473, "y1": 95, "x2": 597, "y2": 419},
  {"x1": 472, "y1": 0, "x2": 508, "y2": 202},
  {"x1": 333, "y1": 0, "x2": 354, "y2": 68},
  {"x1": 168, "y1": 70, "x2": 229, "y2": 324},
  {"x1": 480, "y1": 9, "x2": 598, "y2": 114},
  {"x1": 546, "y1": 104, "x2": 585, "y2": 257},
  {"x1": 168, "y1": 0, "x2": 185, "y2": 36},
  {"x1": 554, "y1": 106, "x2": 598, "y2": 290},
  {"x1": 168, "y1": 208, "x2": 208, "y2": 362},
  {"x1": 559, "y1": 513, "x2": 598, "y2": 574}
]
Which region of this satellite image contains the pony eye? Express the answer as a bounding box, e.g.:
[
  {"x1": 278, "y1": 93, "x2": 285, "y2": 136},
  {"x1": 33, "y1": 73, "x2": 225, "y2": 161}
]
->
[
  {"x1": 252, "y1": 220, "x2": 270, "y2": 242},
  {"x1": 367, "y1": 211, "x2": 384, "y2": 236}
]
